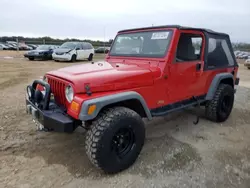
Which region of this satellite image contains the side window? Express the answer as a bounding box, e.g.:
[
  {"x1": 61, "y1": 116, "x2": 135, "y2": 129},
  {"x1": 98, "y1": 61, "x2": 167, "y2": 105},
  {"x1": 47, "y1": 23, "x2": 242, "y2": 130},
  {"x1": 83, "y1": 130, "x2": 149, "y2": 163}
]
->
[
  {"x1": 88, "y1": 43, "x2": 93, "y2": 49},
  {"x1": 85, "y1": 43, "x2": 90, "y2": 49},
  {"x1": 176, "y1": 33, "x2": 203, "y2": 62},
  {"x1": 221, "y1": 40, "x2": 234, "y2": 66},
  {"x1": 76, "y1": 43, "x2": 82, "y2": 49},
  {"x1": 82, "y1": 43, "x2": 88, "y2": 50},
  {"x1": 207, "y1": 38, "x2": 234, "y2": 68}
]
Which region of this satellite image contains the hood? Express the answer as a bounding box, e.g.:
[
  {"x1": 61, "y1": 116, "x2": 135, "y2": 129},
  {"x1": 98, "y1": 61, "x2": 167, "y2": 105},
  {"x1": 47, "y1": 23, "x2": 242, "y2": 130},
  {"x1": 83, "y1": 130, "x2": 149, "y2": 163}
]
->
[
  {"x1": 54, "y1": 48, "x2": 73, "y2": 54},
  {"x1": 47, "y1": 61, "x2": 159, "y2": 93},
  {"x1": 28, "y1": 49, "x2": 49, "y2": 54}
]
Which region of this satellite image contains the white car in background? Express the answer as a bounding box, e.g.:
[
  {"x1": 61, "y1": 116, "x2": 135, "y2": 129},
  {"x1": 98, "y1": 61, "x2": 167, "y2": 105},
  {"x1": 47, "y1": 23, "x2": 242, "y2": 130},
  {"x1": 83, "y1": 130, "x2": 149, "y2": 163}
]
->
[
  {"x1": 244, "y1": 58, "x2": 250, "y2": 69},
  {"x1": 52, "y1": 42, "x2": 95, "y2": 62}
]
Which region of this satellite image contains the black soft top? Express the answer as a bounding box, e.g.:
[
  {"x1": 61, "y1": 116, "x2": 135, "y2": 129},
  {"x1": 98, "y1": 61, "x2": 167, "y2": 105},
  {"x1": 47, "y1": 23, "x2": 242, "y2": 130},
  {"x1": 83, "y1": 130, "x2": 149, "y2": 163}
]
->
[{"x1": 118, "y1": 25, "x2": 229, "y2": 36}]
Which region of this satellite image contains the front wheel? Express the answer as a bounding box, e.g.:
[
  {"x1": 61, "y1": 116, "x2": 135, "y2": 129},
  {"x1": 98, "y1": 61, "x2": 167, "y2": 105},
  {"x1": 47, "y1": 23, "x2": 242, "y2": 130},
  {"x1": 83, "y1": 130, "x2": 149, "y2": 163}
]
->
[
  {"x1": 71, "y1": 54, "x2": 77, "y2": 62},
  {"x1": 28, "y1": 57, "x2": 34, "y2": 61},
  {"x1": 88, "y1": 53, "x2": 93, "y2": 61},
  {"x1": 205, "y1": 84, "x2": 234, "y2": 122},
  {"x1": 85, "y1": 107, "x2": 145, "y2": 174}
]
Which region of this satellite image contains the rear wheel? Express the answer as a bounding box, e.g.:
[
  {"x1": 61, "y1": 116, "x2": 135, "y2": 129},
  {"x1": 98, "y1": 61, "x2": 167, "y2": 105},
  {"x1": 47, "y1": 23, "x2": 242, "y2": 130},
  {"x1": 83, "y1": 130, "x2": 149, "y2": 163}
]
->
[
  {"x1": 85, "y1": 107, "x2": 145, "y2": 174},
  {"x1": 205, "y1": 84, "x2": 234, "y2": 122},
  {"x1": 28, "y1": 57, "x2": 34, "y2": 61},
  {"x1": 71, "y1": 54, "x2": 77, "y2": 62},
  {"x1": 88, "y1": 53, "x2": 93, "y2": 61}
]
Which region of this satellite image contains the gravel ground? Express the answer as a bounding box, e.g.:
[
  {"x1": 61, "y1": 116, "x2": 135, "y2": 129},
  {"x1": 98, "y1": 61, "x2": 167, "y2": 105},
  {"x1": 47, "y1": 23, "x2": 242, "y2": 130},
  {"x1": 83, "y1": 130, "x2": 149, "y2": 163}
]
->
[{"x1": 0, "y1": 52, "x2": 250, "y2": 188}]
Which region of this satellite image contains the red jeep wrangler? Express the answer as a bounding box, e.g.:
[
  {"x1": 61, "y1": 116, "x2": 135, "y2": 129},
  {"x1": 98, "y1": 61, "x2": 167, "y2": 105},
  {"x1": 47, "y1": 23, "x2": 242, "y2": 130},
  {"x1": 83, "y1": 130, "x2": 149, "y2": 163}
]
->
[{"x1": 26, "y1": 25, "x2": 240, "y2": 174}]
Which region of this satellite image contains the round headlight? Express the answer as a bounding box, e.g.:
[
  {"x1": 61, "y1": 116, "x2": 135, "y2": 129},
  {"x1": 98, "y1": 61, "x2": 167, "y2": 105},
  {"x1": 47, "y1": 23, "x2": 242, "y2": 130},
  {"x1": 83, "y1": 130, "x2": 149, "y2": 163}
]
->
[{"x1": 65, "y1": 85, "x2": 74, "y2": 103}]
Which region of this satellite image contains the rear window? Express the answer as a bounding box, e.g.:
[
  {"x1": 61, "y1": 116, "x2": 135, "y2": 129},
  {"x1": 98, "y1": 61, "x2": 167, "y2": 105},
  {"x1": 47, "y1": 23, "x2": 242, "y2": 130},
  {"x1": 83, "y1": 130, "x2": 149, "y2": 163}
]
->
[{"x1": 207, "y1": 36, "x2": 235, "y2": 68}]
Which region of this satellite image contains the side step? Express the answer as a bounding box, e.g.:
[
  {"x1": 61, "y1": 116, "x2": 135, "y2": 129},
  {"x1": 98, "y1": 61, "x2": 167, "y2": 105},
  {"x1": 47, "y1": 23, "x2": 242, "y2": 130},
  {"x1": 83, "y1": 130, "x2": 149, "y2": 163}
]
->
[{"x1": 150, "y1": 96, "x2": 206, "y2": 117}]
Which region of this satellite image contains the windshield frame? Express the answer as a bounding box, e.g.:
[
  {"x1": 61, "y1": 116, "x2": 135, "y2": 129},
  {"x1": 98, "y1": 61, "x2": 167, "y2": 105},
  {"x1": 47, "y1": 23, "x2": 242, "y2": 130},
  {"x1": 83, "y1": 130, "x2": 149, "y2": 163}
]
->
[{"x1": 109, "y1": 29, "x2": 173, "y2": 58}]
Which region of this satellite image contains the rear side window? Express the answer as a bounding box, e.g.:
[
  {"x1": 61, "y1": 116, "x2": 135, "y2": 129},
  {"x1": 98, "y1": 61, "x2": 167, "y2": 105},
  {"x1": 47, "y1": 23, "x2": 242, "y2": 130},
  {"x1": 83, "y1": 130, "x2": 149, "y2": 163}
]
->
[
  {"x1": 82, "y1": 43, "x2": 93, "y2": 50},
  {"x1": 81, "y1": 43, "x2": 86, "y2": 50},
  {"x1": 207, "y1": 38, "x2": 234, "y2": 68},
  {"x1": 87, "y1": 43, "x2": 93, "y2": 49}
]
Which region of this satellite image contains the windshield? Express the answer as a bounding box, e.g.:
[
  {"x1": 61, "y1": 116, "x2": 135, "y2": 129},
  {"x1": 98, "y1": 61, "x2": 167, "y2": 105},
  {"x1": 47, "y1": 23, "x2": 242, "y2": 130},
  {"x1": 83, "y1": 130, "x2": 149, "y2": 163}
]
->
[
  {"x1": 36, "y1": 45, "x2": 50, "y2": 50},
  {"x1": 110, "y1": 30, "x2": 172, "y2": 57},
  {"x1": 60, "y1": 42, "x2": 77, "y2": 49}
]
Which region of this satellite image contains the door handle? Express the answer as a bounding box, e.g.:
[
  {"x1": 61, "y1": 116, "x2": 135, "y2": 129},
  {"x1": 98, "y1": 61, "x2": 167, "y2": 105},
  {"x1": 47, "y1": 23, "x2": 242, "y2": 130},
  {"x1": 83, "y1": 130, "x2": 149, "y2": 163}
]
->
[{"x1": 196, "y1": 63, "x2": 201, "y2": 71}]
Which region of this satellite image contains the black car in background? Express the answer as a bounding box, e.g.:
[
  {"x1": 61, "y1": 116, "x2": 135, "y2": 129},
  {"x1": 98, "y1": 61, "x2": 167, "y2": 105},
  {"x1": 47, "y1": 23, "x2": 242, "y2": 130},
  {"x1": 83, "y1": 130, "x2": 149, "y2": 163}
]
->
[
  {"x1": 24, "y1": 45, "x2": 57, "y2": 60},
  {"x1": 95, "y1": 46, "x2": 110, "y2": 53}
]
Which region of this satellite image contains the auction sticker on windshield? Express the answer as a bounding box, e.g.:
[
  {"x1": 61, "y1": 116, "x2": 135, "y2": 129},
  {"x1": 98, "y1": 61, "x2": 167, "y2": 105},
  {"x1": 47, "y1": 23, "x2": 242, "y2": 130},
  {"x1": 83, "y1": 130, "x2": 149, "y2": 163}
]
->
[{"x1": 151, "y1": 32, "x2": 169, "y2": 40}]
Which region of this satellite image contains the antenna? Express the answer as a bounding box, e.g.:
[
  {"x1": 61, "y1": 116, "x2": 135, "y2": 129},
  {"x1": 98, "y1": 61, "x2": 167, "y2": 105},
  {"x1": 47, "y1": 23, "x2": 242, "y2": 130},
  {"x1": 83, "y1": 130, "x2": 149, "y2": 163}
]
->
[{"x1": 103, "y1": 26, "x2": 106, "y2": 54}]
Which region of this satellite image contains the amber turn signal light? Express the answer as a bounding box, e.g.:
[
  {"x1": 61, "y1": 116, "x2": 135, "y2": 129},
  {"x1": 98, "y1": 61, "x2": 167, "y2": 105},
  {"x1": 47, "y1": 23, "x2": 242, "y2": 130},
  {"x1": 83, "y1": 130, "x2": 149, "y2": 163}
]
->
[
  {"x1": 88, "y1": 104, "x2": 96, "y2": 115},
  {"x1": 70, "y1": 101, "x2": 80, "y2": 112}
]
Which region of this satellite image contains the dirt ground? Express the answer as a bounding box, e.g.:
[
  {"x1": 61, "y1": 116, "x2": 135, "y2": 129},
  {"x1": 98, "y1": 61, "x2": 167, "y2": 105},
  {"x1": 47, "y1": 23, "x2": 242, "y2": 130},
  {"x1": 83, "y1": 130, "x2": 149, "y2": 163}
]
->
[{"x1": 0, "y1": 51, "x2": 250, "y2": 188}]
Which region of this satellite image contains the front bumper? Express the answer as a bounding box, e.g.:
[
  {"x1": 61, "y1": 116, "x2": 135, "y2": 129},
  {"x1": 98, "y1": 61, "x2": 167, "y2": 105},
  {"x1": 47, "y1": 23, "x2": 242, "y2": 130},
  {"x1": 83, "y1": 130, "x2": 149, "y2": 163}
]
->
[
  {"x1": 52, "y1": 54, "x2": 71, "y2": 61},
  {"x1": 26, "y1": 80, "x2": 81, "y2": 132},
  {"x1": 24, "y1": 54, "x2": 45, "y2": 58}
]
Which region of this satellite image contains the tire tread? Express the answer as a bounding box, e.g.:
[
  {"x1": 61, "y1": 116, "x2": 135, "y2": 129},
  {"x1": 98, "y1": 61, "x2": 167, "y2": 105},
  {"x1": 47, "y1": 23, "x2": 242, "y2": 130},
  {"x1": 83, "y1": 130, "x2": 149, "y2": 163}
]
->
[
  {"x1": 85, "y1": 107, "x2": 142, "y2": 170},
  {"x1": 205, "y1": 83, "x2": 233, "y2": 122}
]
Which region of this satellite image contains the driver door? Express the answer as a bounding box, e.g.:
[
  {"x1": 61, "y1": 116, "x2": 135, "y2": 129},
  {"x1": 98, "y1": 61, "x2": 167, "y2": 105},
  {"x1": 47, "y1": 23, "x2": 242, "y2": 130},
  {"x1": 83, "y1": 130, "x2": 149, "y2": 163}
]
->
[{"x1": 168, "y1": 30, "x2": 205, "y2": 102}]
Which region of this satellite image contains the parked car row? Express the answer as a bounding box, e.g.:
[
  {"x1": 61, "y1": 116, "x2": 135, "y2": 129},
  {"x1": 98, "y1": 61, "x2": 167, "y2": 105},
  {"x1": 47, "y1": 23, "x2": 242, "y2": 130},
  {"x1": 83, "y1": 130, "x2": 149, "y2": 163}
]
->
[
  {"x1": 0, "y1": 41, "x2": 39, "y2": 51},
  {"x1": 235, "y1": 51, "x2": 250, "y2": 70},
  {"x1": 234, "y1": 50, "x2": 250, "y2": 59},
  {"x1": 24, "y1": 41, "x2": 95, "y2": 62}
]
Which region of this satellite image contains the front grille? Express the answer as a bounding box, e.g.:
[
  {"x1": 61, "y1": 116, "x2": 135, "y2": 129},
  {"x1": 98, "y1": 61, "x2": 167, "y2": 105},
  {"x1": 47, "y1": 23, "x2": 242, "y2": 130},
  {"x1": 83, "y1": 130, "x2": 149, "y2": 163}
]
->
[
  {"x1": 56, "y1": 52, "x2": 64, "y2": 55},
  {"x1": 47, "y1": 78, "x2": 68, "y2": 108}
]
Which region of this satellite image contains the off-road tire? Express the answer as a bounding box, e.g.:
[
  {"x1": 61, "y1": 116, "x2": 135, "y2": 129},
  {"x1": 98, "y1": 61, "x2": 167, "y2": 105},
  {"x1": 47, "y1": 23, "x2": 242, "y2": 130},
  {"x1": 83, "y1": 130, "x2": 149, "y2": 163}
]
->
[
  {"x1": 205, "y1": 84, "x2": 234, "y2": 122},
  {"x1": 28, "y1": 57, "x2": 34, "y2": 61},
  {"x1": 71, "y1": 54, "x2": 77, "y2": 62},
  {"x1": 88, "y1": 53, "x2": 93, "y2": 61},
  {"x1": 85, "y1": 107, "x2": 145, "y2": 174}
]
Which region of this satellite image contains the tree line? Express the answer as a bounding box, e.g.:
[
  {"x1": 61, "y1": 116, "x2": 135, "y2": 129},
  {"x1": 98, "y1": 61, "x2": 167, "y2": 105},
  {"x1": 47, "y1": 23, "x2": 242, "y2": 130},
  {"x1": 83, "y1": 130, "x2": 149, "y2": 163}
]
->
[
  {"x1": 232, "y1": 43, "x2": 250, "y2": 51},
  {"x1": 0, "y1": 36, "x2": 114, "y2": 47},
  {"x1": 0, "y1": 36, "x2": 250, "y2": 51}
]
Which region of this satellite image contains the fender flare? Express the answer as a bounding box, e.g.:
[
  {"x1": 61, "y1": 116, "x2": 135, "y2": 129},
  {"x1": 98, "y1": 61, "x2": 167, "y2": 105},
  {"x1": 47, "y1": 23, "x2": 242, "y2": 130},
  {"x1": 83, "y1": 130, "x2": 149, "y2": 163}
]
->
[
  {"x1": 205, "y1": 73, "x2": 234, "y2": 100},
  {"x1": 78, "y1": 91, "x2": 152, "y2": 121}
]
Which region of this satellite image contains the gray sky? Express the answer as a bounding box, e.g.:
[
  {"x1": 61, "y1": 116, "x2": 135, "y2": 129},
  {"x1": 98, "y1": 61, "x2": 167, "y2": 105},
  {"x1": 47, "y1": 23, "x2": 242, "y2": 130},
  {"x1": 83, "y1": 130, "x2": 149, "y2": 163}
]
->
[{"x1": 0, "y1": 0, "x2": 249, "y2": 42}]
